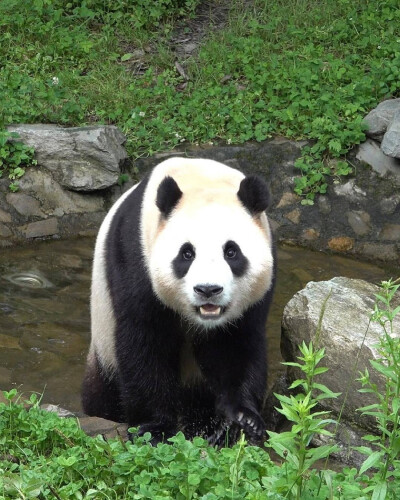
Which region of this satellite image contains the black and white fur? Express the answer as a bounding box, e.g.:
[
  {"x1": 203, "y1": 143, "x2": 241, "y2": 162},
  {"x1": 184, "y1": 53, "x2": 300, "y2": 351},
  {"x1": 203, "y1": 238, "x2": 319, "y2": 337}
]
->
[{"x1": 82, "y1": 158, "x2": 276, "y2": 445}]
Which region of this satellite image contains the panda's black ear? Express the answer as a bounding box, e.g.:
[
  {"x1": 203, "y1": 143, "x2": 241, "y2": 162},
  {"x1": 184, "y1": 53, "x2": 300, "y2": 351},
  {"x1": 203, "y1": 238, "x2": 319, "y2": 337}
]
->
[
  {"x1": 156, "y1": 176, "x2": 183, "y2": 218},
  {"x1": 237, "y1": 175, "x2": 270, "y2": 216}
]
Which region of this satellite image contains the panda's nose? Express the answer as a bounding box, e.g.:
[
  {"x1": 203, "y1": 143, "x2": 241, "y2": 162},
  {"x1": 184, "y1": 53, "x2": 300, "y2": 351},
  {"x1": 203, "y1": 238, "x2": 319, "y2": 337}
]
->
[{"x1": 193, "y1": 285, "x2": 223, "y2": 298}]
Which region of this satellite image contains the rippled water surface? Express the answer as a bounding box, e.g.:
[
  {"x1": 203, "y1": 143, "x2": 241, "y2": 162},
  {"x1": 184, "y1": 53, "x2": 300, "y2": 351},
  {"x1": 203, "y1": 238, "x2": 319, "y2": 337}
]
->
[{"x1": 0, "y1": 238, "x2": 393, "y2": 411}]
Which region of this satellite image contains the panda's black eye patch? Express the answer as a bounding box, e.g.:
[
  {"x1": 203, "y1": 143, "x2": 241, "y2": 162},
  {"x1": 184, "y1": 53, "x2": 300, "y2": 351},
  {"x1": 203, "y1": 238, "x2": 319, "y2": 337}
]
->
[
  {"x1": 223, "y1": 241, "x2": 248, "y2": 277},
  {"x1": 173, "y1": 243, "x2": 195, "y2": 279}
]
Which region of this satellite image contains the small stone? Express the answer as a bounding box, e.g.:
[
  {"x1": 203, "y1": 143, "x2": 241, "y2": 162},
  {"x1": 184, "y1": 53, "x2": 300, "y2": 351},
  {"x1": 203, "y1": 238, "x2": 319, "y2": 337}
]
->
[
  {"x1": 380, "y1": 194, "x2": 400, "y2": 215},
  {"x1": 183, "y1": 42, "x2": 198, "y2": 54},
  {"x1": 0, "y1": 223, "x2": 12, "y2": 238},
  {"x1": 302, "y1": 228, "x2": 319, "y2": 240},
  {"x1": 19, "y1": 218, "x2": 58, "y2": 238},
  {"x1": 6, "y1": 193, "x2": 44, "y2": 217},
  {"x1": 103, "y1": 424, "x2": 129, "y2": 441},
  {"x1": 334, "y1": 179, "x2": 366, "y2": 200},
  {"x1": 79, "y1": 416, "x2": 121, "y2": 437},
  {"x1": 379, "y1": 224, "x2": 400, "y2": 241},
  {"x1": 381, "y1": 110, "x2": 400, "y2": 158},
  {"x1": 53, "y1": 207, "x2": 64, "y2": 217},
  {"x1": 347, "y1": 211, "x2": 371, "y2": 236},
  {"x1": 285, "y1": 209, "x2": 301, "y2": 224},
  {"x1": 361, "y1": 243, "x2": 398, "y2": 261},
  {"x1": 318, "y1": 196, "x2": 331, "y2": 215},
  {"x1": 328, "y1": 236, "x2": 354, "y2": 252},
  {"x1": 40, "y1": 404, "x2": 76, "y2": 418},
  {"x1": 356, "y1": 139, "x2": 400, "y2": 179},
  {"x1": 277, "y1": 192, "x2": 300, "y2": 208},
  {"x1": 0, "y1": 208, "x2": 12, "y2": 223}
]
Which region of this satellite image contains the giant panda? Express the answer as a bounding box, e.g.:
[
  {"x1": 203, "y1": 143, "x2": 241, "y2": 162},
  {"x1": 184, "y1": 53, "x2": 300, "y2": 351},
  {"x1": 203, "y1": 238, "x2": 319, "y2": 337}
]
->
[{"x1": 82, "y1": 157, "x2": 276, "y2": 445}]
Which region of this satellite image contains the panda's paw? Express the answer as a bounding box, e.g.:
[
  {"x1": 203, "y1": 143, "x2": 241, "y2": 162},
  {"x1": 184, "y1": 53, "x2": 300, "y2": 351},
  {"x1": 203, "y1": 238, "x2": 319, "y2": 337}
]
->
[{"x1": 233, "y1": 406, "x2": 266, "y2": 443}]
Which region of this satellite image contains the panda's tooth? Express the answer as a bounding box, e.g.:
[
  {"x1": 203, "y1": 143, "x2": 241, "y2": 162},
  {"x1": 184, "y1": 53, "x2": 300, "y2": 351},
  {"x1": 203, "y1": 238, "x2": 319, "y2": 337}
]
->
[{"x1": 199, "y1": 306, "x2": 222, "y2": 316}]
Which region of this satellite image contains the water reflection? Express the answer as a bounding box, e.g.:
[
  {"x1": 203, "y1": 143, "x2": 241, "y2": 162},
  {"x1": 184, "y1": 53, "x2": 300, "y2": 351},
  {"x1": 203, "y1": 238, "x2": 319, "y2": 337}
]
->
[{"x1": 0, "y1": 238, "x2": 393, "y2": 411}]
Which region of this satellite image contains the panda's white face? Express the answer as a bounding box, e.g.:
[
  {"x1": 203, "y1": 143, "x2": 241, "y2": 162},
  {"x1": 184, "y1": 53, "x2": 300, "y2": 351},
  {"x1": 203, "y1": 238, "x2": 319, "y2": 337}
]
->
[{"x1": 148, "y1": 201, "x2": 274, "y2": 329}]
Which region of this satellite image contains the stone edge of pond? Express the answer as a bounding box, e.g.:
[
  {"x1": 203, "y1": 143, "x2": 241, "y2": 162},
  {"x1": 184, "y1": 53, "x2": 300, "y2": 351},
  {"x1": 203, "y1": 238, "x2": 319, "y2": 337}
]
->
[{"x1": 0, "y1": 125, "x2": 399, "y2": 265}]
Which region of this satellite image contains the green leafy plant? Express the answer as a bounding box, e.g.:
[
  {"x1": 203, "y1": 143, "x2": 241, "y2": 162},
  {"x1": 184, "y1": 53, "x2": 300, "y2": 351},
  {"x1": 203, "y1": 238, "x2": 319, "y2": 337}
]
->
[
  {"x1": 1, "y1": 0, "x2": 399, "y2": 200},
  {"x1": 268, "y1": 341, "x2": 340, "y2": 499},
  {"x1": 356, "y1": 278, "x2": 400, "y2": 500},
  {"x1": 0, "y1": 131, "x2": 36, "y2": 191}
]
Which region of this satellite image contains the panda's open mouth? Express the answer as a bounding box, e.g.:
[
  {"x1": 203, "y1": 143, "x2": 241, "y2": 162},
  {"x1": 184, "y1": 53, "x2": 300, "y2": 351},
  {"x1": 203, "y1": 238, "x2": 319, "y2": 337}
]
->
[{"x1": 197, "y1": 304, "x2": 225, "y2": 319}]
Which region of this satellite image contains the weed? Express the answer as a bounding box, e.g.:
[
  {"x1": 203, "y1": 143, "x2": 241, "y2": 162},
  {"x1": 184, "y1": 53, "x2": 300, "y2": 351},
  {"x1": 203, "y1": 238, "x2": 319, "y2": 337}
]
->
[
  {"x1": 356, "y1": 278, "x2": 400, "y2": 500},
  {"x1": 0, "y1": 131, "x2": 36, "y2": 191},
  {"x1": 268, "y1": 341, "x2": 340, "y2": 499}
]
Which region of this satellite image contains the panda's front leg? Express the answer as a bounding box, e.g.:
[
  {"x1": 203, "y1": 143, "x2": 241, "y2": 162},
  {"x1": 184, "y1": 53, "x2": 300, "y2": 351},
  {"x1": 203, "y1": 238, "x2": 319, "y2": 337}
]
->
[
  {"x1": 194, "y1": 328, "x2": 267, "y2": 444},
  {"x1": 116, "y1": 326, "x2": 181, "y2": 445},
  {"x1": 120, "y1": 373, "x2": 180, "y2": 445}
]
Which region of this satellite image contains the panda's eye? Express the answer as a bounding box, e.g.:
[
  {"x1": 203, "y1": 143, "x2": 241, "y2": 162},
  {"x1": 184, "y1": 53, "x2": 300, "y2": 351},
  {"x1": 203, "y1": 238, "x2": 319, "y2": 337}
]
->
[
  {"x1": 225, "y1": 247, "x2": 237, "y2": 259},
  {"x1": 182, "y1": 247, "x2": 195, "y2": 260}
]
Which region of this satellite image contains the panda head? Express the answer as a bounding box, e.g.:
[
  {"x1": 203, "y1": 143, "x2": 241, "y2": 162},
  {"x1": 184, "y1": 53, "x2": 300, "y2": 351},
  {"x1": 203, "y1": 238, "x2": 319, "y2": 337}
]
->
[{"x1": 146, "y1": 169, "x2": 274, "y2": 330}]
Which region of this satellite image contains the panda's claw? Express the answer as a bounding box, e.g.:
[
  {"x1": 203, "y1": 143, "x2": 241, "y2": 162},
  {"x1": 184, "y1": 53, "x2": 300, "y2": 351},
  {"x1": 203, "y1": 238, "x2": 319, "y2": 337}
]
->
[{"x1": 232, "y1": 407, "x2": 265, "y2": 443}]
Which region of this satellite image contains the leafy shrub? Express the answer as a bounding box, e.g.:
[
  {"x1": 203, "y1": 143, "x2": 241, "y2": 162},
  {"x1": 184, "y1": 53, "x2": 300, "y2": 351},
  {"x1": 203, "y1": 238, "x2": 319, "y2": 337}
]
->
[{"x1": 0, "y1": 131, "x2": 36, "y2": 191}]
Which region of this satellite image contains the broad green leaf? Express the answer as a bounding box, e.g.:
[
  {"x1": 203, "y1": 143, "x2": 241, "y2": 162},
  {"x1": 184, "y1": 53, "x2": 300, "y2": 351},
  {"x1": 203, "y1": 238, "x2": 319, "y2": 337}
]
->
[
  {"x1": 359, "y1": 451, "x2": 383, "y2": 475},
  {"x1": 371, "y1": 481, "x2": 387, "y2": 500}
]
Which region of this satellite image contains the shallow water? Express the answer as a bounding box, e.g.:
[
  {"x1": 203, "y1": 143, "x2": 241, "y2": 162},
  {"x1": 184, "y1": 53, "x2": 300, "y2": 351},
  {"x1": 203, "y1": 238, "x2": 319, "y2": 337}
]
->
[{"x1": 0, "y1": 238, "x2": 393, "y2": 411}]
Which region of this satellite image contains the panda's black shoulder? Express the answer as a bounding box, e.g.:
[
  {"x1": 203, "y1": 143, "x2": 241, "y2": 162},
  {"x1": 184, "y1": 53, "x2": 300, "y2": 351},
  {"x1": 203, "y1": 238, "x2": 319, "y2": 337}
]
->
[
  {"x1": 105, "y1": 175, "x2": 152, "y2": 313},
  {"x1": 106, "y1": 175, "x2": 150, "y2": 264}
]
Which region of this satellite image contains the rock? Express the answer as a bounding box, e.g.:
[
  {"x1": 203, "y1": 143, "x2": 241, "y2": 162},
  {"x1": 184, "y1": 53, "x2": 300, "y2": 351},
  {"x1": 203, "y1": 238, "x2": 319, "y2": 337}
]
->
[
  {"x1": 381, "y1": 110, "x2": 400, "y2": 158},
  {"x1": 281, "y1": 277, "x2": 400, "y2": 428},
  {"x1": 18, "y1": 169, "x2": 104, "y2": 215},
  {"x1": 301, "y1": 228, "x2": 319, "y2": 241},
  {"x1": 363, "y1": 98, "x2": 400, "y2": 140},
  {"x1": 379, "y1": 194, "x2": 400, "y2": 215},
  {"x1": 360, "y1": 242, "x2": 398, "y2": 261},
  {"x1": 78, "y1": 416, "x2": 124, "y2": 437},
  {"x1": 0, "y1": 208, "x2": 12, "y2": 223},
  {"x1": 317, "y1": 196, "x2": 331, "y2": 215},
  {"x1": 18, "y1": 218, "x2": 58, "y2": 239},
  {"x1": 333, "y1": 179, "x2": 366, "y2": 201},
  {"x1": 347, "y1": 211, "x2": 371, "y2": 236},
  {"x1": 0, "y1": 223, "x2": 12, "y2": 238},
  {"x1": 356, "y1": 138, "x2": 400, "y2": 180},
  {"x1": 328, "y1": 236, "x2": 354, "y2": 252},
  {"x1": 285, "y1": 208, "x2": 301, "y2": 224},
  {"x1": 379, "y1": 223, "x2": 400, "y2": 241},
  {"x1": 277, "y1": 192, "x2": 300, "y2": 208},
  {"x1": 7, "y1": 124, "x2": 127, "y2": 191},
  {"x1": 6, "y1": 193, "x2": 44, "y2": 218},
  {"x1": 41, "y1": 404, "x2": 76, "y2": 418}
]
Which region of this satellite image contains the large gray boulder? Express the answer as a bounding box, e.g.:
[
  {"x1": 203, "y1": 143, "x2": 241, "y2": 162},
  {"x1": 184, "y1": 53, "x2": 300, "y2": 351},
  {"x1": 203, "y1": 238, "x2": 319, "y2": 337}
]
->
[
  {"x1": 281, "y1": 277, "x2": 400, "y2": 429},
  {"x1": 364, "y1": 98, "x2": 400, "y2": 141},
  {"x1": 7, "y1": 124, "x2": 127, "y2": 191},
  {"x1": 381, "y1": 110, "x2": 400, "y2": 158}
]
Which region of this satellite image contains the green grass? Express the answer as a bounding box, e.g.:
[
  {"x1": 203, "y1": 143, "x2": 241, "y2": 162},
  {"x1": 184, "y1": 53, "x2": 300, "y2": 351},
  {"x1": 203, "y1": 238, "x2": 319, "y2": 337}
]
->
[
  {"x1": 1, "y1": 0, "x2": 399, "y2": 197},
  {"x1": 0, "y1": 391, "x2": 368, "y2": 500}
]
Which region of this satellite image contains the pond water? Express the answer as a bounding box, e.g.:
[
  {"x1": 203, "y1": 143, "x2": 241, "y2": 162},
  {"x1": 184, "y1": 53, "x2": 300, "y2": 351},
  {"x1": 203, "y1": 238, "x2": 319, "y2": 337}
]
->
[{"x1": 0, "y1": 238, "x2": 393, "y2": 412}]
